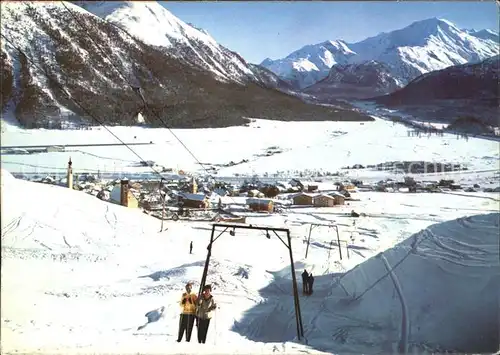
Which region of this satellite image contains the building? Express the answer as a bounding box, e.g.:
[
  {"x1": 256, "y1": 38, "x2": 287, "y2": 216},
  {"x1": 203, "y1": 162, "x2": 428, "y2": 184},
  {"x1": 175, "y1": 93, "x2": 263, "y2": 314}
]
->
[
  {"x1": 307, "y1": 185, "x2": 318, "y2": 192},
  {"x1": 328, "y1": 191, "x2": 346, "y2": 205},
  {"x1": 313, "y1": 194, "x2": 336, "y2": 207},
  {"x1": 110, "y1": 179, "x2": 139, "y2": 208},
  {"x1": 248, "y1": 189, "x2": 265, "y2": 198},
  {"x1": 292, "y1": 192, "x2": 315, "y2": 206},
  {"x1": 341, "y1": 183, "x2": 357, "y2": 191},
  {"x1": 247, "y1": 198, "x2": 274, "y2": 213},
  {"x1": 180, "y1": 193, "x2": 210, "y2": 209},
  {"x1": 66, "y1": 157, "x2": 73, "y2": 189}
]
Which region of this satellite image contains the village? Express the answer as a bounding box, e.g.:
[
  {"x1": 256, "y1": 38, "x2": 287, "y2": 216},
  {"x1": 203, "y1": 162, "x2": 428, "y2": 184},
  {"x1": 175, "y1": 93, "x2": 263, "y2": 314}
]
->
[{"x1": 17, "y1": 157, "x2": 498, "y2": 227}]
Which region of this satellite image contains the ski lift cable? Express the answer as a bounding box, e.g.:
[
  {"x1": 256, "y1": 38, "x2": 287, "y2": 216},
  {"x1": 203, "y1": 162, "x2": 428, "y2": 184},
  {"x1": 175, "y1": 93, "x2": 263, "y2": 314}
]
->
[
  {"x1": 0, "y1": 33, "x2": 166, "y2": 181},
  {"x1": 1, "y1": 161, "x2": 105, "y2": 173},
  {"x1": 60, "y1": 2, "x2": 240, "y2": 206}
]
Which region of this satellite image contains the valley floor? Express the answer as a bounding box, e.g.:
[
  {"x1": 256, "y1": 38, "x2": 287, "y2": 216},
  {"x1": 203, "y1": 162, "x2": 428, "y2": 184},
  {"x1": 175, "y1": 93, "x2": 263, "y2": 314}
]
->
[{"x1": 2, "y1": 118, "x2": 499, "y2": 184}]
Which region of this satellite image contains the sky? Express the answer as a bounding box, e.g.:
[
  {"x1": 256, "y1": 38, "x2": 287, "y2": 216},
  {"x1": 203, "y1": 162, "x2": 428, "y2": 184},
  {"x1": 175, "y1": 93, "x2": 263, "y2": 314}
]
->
[{"x1": 161, "y1": 1, "x2": 498, "y2": 64}]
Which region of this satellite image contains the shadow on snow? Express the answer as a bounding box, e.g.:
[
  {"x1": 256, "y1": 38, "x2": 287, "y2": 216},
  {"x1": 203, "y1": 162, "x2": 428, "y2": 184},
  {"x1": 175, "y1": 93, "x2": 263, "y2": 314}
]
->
[{"x1": 230, "y1": 214, "x2": 500, "y2": 354}]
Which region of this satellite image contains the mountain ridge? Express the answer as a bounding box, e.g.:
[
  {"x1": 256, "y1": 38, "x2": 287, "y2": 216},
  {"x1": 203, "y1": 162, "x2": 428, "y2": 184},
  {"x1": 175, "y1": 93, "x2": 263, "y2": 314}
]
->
[{"x1": 261, "y1": 17, "x2": 499, "y2": 91}]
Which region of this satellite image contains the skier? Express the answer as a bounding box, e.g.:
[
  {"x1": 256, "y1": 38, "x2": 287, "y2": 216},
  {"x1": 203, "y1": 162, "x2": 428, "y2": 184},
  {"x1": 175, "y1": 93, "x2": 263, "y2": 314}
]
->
[
  {"x1": 190, "y1": 241, "x2": 193, "y2": 254},
  {"x1": 196, "y1": 284, "x2": 217, "y2": 344},
  {"x1": 307, "y1": 273, "x2": 315, "y2": 295},
  {"x1": 177, "y1": 282, "x2": 197, "y2": 342},
  {"x1": 301, "y1": 269, "x2": 309, "y2": 295}
]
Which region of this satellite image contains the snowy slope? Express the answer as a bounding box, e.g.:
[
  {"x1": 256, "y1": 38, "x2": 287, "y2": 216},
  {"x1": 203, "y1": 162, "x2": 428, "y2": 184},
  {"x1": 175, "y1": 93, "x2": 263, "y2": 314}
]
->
[
  {"x1": 2, "y1": 166, "x2": 498, "y2": 353},
  {"x1": 262, "y1": 18, "x2": 499, "y2": 90}
]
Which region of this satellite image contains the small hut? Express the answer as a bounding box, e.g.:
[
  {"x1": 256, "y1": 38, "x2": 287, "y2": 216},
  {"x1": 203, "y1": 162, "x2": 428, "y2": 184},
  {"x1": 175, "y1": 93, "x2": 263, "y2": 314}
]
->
[
  {"x1": 314, "y1": 194, "x2": 335, "y2": 207},
  {"x1": 292, "y1": 192, "x2": 315, "y2": 206},
  {"x1": 328, "y1": 191, "x2": 346, "y2": 205}
]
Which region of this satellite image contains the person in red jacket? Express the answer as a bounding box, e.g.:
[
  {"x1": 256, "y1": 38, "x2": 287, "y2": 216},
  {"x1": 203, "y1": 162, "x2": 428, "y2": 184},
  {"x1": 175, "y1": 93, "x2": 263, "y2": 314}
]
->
[{"x1": 177, "y1": 282, "x2": 198, "y2": 342}]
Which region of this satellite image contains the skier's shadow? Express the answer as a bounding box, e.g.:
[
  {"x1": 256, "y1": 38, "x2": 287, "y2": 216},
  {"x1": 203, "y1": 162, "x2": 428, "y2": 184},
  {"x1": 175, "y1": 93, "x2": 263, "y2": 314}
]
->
[
  {"x1": 231, "y1": 265, "x2": 338, "y2": 344},
  {"x1": 137, "y1": 306, "x2": 165, "y2": 330}
]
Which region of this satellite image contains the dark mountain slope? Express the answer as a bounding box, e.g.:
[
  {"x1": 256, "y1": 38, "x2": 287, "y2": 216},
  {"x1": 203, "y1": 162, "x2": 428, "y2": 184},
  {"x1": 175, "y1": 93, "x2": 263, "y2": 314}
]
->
[
  {"x1": 372, "y1": 55, "x2": 499, "y2": 127},
  {"x1": 375, "y1": 55, "x2": 499, "y2": 106},
  {"x1": 304, "y1": 61, "x2": 402, "y2": 101},
  {"x1": 0, "y1": 2, "x2": 372, "y2": 129}
]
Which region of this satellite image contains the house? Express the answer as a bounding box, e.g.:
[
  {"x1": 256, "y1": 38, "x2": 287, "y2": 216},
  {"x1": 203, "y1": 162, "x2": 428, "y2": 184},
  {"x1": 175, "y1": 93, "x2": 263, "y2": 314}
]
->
[
  {"x1": 180, "y1": 193, "x2": 210, "y2": 209},
  {"x1": 328, "y1": 191, "x2": 346, "y2": 205},
  {"x1": 289, "y1": 179, "x2": 304, "y2": 190},
  {"x1": 339, "y1": 182, "x2": 357, "y2": 191},
  {"x1": 110, "y1": 179, "x2": 139, "y2": 208},
  {"x1": 292, "y1": 192, "x2": 315, "y2": 206},
  {"x1": 248, "y1": 189, "x2": 265, "y2": 198},
  {"x1": 247, "y1": 198, "x2": 274, "y2": 213},
  {"x1": 314, "y1": 194, "x2": 335, "y2": 207},
  {"x1": 307, "y1": 185, "x2": 318, "y2": 192}
]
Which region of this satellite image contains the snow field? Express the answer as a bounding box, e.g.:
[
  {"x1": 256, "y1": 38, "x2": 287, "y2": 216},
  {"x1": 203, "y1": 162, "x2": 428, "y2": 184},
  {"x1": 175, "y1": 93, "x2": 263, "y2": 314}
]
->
[{"x1": 2, "y1": 118, "x2": 499, "y2": 185}]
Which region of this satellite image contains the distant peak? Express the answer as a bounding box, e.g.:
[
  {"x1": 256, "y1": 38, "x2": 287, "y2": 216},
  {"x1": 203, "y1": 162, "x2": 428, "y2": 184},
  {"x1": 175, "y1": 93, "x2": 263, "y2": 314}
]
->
[
  {"x1": 409, "y1": 17, "x2": 458, "y2": 30},
  {"x1": 261, "y1": 58, "x2": 274, "y2": 65},
  {"x1": 322, "y1": 39, "x2": 354, "y2": 53},
  {"x1": 326, "y1": 39, "x2": 345, "y2": 46},
  {"x1": 435, "y1": 18, "x2": 456, "y2": 27}
]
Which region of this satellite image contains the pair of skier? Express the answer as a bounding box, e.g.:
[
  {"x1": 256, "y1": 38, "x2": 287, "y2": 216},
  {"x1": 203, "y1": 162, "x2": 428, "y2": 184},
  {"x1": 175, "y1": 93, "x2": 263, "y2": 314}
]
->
[
  {"x1": 177, "y1": 282, "x2": 217, "y2": 344},
  {"x1": 301, "y1": 269, "x2": 315, "y2": 295}
]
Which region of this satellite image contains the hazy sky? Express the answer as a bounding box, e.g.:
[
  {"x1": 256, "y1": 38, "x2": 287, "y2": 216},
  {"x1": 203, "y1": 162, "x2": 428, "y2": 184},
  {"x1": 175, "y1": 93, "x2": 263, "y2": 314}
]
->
[{"x1": 161, "y1": 1, "x2": 498, "y2": 64}]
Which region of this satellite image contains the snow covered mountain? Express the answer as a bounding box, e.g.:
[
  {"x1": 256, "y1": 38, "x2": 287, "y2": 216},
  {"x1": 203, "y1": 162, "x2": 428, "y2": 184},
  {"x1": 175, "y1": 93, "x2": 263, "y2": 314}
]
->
[
  {"x1": 1, "y1": 1, "x2": 367, "y2": 129},
  {"x1": 303, "y1": 61, "x2": 402, "y2": 100},
  {"x1": 261, "y1": 40, "x2": 356, "y2": 89},
  {"x1": 72, "y1": 1, "x2": 272, "y2": 86},
  {"x1": 262, "y1": 18, "x2": 499, "y2": 91}
]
